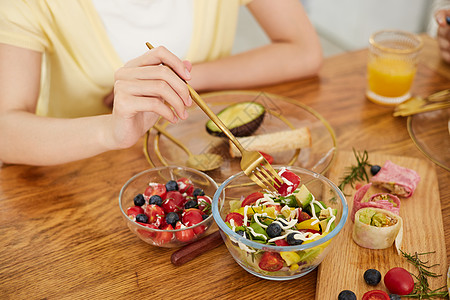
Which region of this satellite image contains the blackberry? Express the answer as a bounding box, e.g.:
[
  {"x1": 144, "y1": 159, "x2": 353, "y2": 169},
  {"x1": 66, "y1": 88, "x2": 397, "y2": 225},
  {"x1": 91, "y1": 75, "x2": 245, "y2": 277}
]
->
[{"x1": 133, "y1": 194, "x2": 145, "y2": 206}]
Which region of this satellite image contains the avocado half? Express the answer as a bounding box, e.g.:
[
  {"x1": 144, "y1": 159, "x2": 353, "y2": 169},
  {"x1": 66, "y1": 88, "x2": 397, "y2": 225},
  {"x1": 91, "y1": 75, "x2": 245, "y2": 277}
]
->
[{"x1": 205, "y1": 102, "x2": 266, "y2": 137}]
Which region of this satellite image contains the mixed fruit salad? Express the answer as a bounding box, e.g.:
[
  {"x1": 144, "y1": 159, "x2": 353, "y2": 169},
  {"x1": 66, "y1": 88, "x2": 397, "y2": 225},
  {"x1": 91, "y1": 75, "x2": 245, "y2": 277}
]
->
[
  {"x1": 223, "y1": 168, "x2": 338, "y2": 274},
  {"x1": 126, "y1": 177, "x2": 212, "y2": 245}
]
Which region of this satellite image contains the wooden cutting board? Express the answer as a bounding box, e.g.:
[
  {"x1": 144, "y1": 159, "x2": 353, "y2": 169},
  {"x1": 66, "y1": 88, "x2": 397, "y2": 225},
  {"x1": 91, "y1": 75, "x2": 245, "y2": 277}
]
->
[{"x1": 316, "y1": 151, "x2": 448, "y2": 299}]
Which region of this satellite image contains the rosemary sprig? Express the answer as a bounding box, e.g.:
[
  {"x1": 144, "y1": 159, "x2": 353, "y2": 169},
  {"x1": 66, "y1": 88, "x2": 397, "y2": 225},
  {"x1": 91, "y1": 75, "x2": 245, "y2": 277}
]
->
[
  {"x1": 400, "y1": 250, "x2": 449, "y2": 299},
  {"x1": 338, "y1": 148, "x2": 372, "y2": 192}
]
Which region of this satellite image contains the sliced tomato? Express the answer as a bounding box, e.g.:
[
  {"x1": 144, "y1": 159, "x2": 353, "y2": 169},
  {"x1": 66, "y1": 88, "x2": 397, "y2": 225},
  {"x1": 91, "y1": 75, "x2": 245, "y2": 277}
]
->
[
  {"x1": 165, "y1": 191, "x2": 185, "y2": 206},
  {"x1": 144, "y1": 183, "x2": 167, "y2": 199},
  {"x1": 126, "y1": 206, "x2": 144, "y2": 218},
  {"x1": 225, "y1": 212, "x2": 245, "y2": 226},
  {"x1": 175, "y1": 221, "x2": 195, "y2": 242},
  {"x1": 259, "y1": 151, "x2": 274, "y2": 164},
  {"x1": 144, "y1": 204, "x2": 165, "y2": 227},
  {"x1": 241, "y1": 192, "x2": 264, "y2": 207},
  {"x1": 162, "y1": 197, "x2": 183, "y2": 214},
  {"x1": 153, "y1": 224, "x2": 174, "y2": 245},
  {"x1": 258, "y1": 252, "x2": 284, "y2": 272},
  {"x1": 274, "y1": 239, "x2": 289, "y2": 246},
  {"x1": 361, "y1": 290, "x2": 390, "y2": 300},
  {"x1": 276, "y1": 169, "x2": 301, "y2": 196}
]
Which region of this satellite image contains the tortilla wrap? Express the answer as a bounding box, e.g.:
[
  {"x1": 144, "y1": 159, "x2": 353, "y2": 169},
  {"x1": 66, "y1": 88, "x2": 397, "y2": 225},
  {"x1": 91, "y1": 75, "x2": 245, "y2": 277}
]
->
[
  {"x1": 352, "y1": 207, "x2": 403, "y2": 253},
  {"x1": 370, "y1": 160, "x2": 420, "y2": 198},
  {"x1": 351, "y1": 183, "x2": 401, "y2": 222}
]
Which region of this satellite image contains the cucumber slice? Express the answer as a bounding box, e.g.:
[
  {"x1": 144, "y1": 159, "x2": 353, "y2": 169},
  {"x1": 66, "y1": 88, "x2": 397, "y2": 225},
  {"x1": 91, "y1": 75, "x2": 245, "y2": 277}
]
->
[{"x1": 205, "y1": 102, "x2": 265, "y2": 137}]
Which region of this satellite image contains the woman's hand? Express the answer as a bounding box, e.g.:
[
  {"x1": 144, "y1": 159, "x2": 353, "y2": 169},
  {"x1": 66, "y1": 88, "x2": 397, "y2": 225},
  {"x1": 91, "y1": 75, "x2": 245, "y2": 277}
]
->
[
  {"x1": 435, "y1": 9, "x2": 450, "y2": 63},
  {"x1": 108, "y1": 46, "x2": 193, "y2": 149}
]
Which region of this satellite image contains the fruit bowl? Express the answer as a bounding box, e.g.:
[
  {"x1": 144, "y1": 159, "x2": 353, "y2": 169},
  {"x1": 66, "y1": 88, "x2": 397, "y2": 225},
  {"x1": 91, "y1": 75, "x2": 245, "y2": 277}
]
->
[
  {"x1": 212, "y1": 166, "x2": 348, "y2": 280},
  {"x1": 119, "y1": 166, "x2": 218, "y2": 248}
]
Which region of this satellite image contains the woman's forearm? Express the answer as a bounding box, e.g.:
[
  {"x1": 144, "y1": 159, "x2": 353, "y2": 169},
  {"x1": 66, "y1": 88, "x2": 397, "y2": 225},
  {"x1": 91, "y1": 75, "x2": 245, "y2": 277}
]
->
[{"x1": 0, "y1": 111, "x2": 115, "y2": 165}]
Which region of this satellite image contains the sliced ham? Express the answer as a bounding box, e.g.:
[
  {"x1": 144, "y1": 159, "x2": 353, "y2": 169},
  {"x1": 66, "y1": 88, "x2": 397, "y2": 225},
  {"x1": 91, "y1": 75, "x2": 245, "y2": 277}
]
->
[
  {"x1": 351, "y1": 183, "x2": 401, "y2": 222},
  {"x1": 370, "y1": 160, "x2": 420, "y2": 198}
]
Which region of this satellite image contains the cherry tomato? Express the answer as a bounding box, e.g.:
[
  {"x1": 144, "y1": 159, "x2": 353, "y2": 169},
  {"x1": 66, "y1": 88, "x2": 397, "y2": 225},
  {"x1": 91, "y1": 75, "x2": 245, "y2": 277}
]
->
[
  {"x1": 258, "y1": 252, "x2": 284, "y2": 272},
  {"x1": 225, "y1": 212, "x2": 245, "y2": 226},
  {"x1": 197, "y1": 195, "x2": 212, "y2": 214},
  {"x1": 361, "y1": 290, "x2": 390, "y2": 300},
  {"x1": 182, "y1": 209, "x2": 205, "y2": 234},
  {"x1": 384, "y1": 267, "x2": 414, "y2": 295},
  {"x1": 259, "y1": 151, "x2": 274, "y2": 164},
  {"x1": 175, "y1": 221, "x2": 195, "y2": 242},
  {"x1": 274, "y1": 239, "x2": 289, "y2": 246},
  {"x1": 137, "y1": 223, "x2": 158, "y2": 239},
  {"x1": 241, "y1": 192, "x2": 264, "y2": 207},
  {"x1": 298, "y1": 210, "x2": 312, "y2": 222},
  {"x1": 144, "y1": 183, "x2": 167, "y2": 198},
  {"x1": 165, "y1": 191, "x2": 185, "y2": 206},
  {"x1": 276, "y1": 169, "x2": 301, "y2": 196},
  {"x1": 176, "y1": 178, "x2": 194, "y2": 195},
  {"x1": 144, "y1": 204, "x2": 165, "y2": 227},
  {"x1": 153, "y1": 224, "x2": 174, "y2": 245},
  {"x1": 162, "y1": 198, "x2": 183, "y2": 214},
  {"x1": 126, "y1": 206, "x2": 144, "y2": 218}
]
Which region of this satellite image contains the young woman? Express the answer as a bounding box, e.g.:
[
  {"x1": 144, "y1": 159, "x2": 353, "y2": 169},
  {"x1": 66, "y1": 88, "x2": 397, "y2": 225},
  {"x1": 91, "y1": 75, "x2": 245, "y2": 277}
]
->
[{"x1": 0, "y1": 0, "x2": 322, "y2": 165}]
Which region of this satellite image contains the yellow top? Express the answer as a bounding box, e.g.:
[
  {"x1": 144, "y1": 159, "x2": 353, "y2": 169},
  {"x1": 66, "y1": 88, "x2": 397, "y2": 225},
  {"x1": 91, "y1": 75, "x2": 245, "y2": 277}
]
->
[{"x1": 0, "y1": 0, "x2": 251, "y2": 118}]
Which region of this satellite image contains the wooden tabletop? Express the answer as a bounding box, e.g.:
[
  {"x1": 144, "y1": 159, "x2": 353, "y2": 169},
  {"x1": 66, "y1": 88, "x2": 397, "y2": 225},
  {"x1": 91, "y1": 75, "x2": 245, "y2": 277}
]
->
[{"x1": 1, "y1": 34, "x2": 449, "y2": 299}]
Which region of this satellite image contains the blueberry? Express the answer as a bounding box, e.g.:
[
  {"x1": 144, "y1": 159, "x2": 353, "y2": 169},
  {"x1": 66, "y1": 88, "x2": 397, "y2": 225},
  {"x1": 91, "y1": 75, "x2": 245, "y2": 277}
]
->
[
  {"x1": 165, "y1": 180, "x2": 178, "y2": 191},
  {"x1": 202, "y1": 214, "x2": 209, "y2": 220},
  {"x1": 133, "y1": 194, "x2": 145, "y2": 206},
  {"x1": 364, "y1": 268, "x2": 382, "y2": 286},
  {"x1": 266, "y1": 222, "x2": 282, "y2": 238},
  {"x1": 389, "y1": 295, "x2": 401, "y2": 300},
  {"x1": 165, "y1": 212, "x2": 179, "y2": 227},
  {"x1": 236, "y1": 230, "x2": 245, "y2": 236},
  {"x1": 193, "y1": 188, "x2": 205, "y2": 198},
  {"x1": 135, "y1": 213, "x2": 148, "y2": 223},
  {"x1": 338, "y1": 290, "x2": 356, "y2": 300},
  {"x1": 149, "y1": 195, "x2": 163, "y2": 206},
  {"x1": 286, "y1": 232, "x2": 303, "y2": 245},
  {"x1": 184, "y1": 199, "x2": 198, "y2": 209},
  {"x1": 370, "y1": 165, "x2": 381, "y2": 176}
]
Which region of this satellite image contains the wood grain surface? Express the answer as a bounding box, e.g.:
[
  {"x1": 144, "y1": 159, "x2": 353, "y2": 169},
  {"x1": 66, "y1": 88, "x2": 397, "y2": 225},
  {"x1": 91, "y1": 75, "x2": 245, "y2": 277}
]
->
[
  {"x1": 316, "y1": 151, "x2": 447, "y2": 299},
  {"x1": 0, "y1": 34, "x2": 449, "y2": 300}
]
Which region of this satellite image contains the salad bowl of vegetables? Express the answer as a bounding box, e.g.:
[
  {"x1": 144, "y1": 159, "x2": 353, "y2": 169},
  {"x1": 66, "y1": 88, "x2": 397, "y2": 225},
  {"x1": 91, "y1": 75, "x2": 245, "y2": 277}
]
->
[{"x1": 212, "y1": 166, "x2": 348, "y2": 280}]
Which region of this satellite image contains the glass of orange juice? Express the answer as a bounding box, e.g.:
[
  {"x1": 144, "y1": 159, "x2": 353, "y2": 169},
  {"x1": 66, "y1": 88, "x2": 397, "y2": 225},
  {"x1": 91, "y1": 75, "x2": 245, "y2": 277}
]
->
[{"x1": 366, "y1": 30, "x2": 423, "y2": 106}]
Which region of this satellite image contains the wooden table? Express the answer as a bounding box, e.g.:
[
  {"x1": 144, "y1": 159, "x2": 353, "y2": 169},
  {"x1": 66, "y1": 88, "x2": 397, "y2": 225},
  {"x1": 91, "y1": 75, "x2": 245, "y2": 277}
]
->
[{"x1": 1, "y1": 35, "x2": 448, "y2": 299}]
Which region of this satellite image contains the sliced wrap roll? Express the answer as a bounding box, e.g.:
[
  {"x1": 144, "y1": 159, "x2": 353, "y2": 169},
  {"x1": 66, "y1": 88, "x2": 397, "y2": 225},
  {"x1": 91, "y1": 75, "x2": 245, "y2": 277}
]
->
[
  {"x1": 370, "y1": 160, "x2": 420, "y2": 198},
  {"x1": 352, "y1": 207, "x2": 403, "y2": 253},
  {"x1": 351, "y1": 183, "x2": 401, "y2": 222}
]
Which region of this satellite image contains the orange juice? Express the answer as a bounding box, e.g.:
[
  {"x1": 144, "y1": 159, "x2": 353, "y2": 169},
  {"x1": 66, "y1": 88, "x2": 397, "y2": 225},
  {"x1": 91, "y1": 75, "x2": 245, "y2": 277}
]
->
[{"x1": 367, "y1": 57, "x2": 416, "y2": 98}]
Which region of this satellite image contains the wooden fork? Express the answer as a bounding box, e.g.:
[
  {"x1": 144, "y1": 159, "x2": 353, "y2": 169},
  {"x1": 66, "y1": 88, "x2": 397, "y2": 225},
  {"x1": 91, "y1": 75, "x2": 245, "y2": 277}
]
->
[{"x1": 146, "y1": 42, "x2": 283, "y2": 192}]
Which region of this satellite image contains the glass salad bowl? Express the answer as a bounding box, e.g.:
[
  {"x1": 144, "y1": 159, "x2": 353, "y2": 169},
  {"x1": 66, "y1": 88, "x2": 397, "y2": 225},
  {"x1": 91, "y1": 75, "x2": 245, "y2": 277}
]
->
[
  {"x1": 212, "y1": 166, "x2": 348, "y2": 280},
  {"x1": 119, "y1": 166, "x2": 218, "y2": 248}
]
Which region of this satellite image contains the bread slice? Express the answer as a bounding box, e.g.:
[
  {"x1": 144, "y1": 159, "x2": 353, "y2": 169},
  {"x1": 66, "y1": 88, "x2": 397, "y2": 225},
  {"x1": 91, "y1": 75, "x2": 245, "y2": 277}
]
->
[{"x1": 229, "y1": 127, "x2": 311, "y2": 158}]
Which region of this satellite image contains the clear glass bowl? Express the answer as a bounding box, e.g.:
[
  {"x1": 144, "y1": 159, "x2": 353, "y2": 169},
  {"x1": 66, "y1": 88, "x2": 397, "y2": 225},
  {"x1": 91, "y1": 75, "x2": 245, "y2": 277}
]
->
[
  {"x1": 119, "y1": 166, "x2": 218, "y2": 248},
  {"x1": 212, "y1": 166, "x2": 348, "y2": 280}
]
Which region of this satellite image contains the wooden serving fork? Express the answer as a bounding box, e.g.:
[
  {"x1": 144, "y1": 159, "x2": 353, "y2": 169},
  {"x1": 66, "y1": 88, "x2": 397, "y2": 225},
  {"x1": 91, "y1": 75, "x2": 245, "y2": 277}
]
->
[{"x1": 146, "y1": 42, "x2": 283, "y2": 192}]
